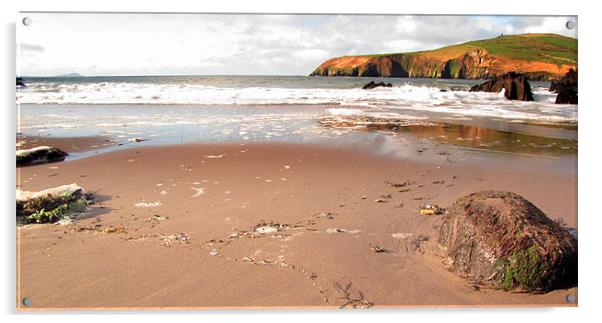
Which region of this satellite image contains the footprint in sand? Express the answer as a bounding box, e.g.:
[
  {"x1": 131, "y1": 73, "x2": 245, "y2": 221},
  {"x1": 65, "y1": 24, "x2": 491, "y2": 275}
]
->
[{"x1": 191, "y1": 187, "x2": 205, "y2": 197}]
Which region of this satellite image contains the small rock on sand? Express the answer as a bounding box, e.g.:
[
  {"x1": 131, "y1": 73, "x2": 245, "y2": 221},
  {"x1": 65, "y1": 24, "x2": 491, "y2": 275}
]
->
[{"x1": 17, "y1": 146, "x2": 68, "y2": 166}]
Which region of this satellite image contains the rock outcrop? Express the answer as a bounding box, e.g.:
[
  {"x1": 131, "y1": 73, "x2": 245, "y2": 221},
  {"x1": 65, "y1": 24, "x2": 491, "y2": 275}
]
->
[
  {"x1": 362, "y1": 81, "x2": 392, "y2": 90},
  {"x1": 310, "y1": 34, "x2": 577, "y2": 81},
  {"x1": 16, "y1": 146, "x2": 68, "y2": 166},
  {"x1": 438, "y1": 191, "x2": 577, "y2": 292},
  {"x1": 550, "y1": 69, "x2": 578, "y2": 104},
  {"x1": 469, "y1": 72, "x2": 534, "y2": 101}
]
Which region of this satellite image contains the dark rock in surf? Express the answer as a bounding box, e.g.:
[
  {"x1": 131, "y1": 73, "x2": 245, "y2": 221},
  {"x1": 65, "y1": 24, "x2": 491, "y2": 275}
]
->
[
  {"x1": 438, "y1": 191, "x2": 577, "y2": 292},
  {"x1": 469, "y1": 72, "x2": 534, "y2": 101},
  {"x1": 16, "y1": 77, "x2": 26, "y2": 87},
  {"x1": 362, "y1": 81, "x2": 393, "y2": 90},
  {"x1": 550, "y1": 69, "x2": 578, "y2": 104}
]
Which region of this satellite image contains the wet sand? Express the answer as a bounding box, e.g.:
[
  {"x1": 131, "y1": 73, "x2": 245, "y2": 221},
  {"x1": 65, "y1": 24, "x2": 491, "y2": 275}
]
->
[
  {"x1": 16, "y1": 142, "x2": 577, "y2": 309},
  {"x1": 16, "y1": 136, "x2": 117, "y2": 154}
]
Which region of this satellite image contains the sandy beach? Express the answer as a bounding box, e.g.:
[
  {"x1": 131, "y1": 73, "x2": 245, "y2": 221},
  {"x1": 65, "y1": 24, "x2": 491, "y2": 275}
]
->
[{"x1": 16, "y1": 138, "x2": 577, "y2": 309}]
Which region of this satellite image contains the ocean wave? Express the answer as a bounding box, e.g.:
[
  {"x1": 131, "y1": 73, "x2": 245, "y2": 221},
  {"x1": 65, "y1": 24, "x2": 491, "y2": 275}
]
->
[{"x1": 17, "y1": 81, "x2": 576, "y2": 123}]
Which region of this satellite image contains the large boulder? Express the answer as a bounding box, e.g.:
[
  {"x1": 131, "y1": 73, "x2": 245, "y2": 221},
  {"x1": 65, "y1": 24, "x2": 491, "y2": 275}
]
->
[
  {"x1": 362, "y1": 81, "x2": 393, "y2": 90},
  {"x1": 438, "y1": 191, "x2": 577, "y2": 292},
  {"x1": 550, "y1": 69, "x2": 578, "y2": 104},
  {"x1": 470, "y1": 72, "x2": 534, "y2": 101},
  {"x1": 16, "y1": 146, "x2": 68, "y2": 166}
]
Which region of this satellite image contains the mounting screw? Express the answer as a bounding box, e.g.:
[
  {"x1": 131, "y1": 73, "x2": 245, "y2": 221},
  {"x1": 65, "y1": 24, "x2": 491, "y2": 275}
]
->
[
  {"x1": 566, "y1": 294, "x2": 576, "y2": 303},
  {"x1": 566, "y1": 21, "x2": 575, "y2": 30},
  {"x1": 22, "y1": 297, "x2": 32, "y2": 307},
  {"x1": 22, "y1": 17, "x2": 32, "y2": 26}
]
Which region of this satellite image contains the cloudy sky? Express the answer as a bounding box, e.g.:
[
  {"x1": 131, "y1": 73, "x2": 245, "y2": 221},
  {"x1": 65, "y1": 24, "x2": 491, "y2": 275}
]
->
[{"x1": 17, "y1": 13, "x2": 577, "y2": 76}]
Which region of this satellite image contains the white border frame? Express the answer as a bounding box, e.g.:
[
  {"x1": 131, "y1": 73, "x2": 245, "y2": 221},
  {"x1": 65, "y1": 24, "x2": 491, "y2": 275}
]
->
[{"x1": 3, "y1": 0, "x2": 600, "y2": 322}]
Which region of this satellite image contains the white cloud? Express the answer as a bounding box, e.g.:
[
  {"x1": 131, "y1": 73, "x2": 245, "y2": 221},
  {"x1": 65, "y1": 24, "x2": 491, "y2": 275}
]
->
[
  {"x1": 17, "y1": 13, "x2": 577, "y2": 76},
  {"x1": 524, "y1": 17, "x2": 577, "y2": 36},
  {"x1": 395, "y1": 16, "x2": 418, "y2": 33},
  {"x1": 292, "y1": 49, "x2": 331, "y2": 61}
]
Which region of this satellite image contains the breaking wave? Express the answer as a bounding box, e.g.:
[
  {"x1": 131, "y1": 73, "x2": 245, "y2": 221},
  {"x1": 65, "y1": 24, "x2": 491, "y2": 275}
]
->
[{"x1": 17, "y1": 80, "x2": 576, "y2": 123}]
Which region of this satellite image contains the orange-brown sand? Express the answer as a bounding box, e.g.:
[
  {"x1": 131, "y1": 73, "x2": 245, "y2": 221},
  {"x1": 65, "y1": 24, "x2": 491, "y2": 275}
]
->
[{"x1": 16, "y1": 142, "x2": 577, "y2": 309}]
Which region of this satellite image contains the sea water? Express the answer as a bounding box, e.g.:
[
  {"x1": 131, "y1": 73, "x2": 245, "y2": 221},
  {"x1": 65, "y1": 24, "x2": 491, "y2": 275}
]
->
[{"x1": 16, "y1": 75, "x2": 578, "y2": 157}]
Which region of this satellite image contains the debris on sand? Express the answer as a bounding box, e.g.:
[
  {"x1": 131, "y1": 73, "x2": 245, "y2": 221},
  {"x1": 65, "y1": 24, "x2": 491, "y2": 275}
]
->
[
  {"x1": 254, "y1": 224, "x2": 280, "y2": 234},
  {"x1": 74, "y1": 224, "x2": 126, "y2": 234},
  {"x1": 205, "y1": 154, "x2": 226, "y2": 159},
  {"x1": 17, "y1": 183, "x2": 91, "y2": 224},
  {"x1": 326, "y1": 228, "x2": 361, "y2": 234},
  {"x1": 225, "y1": 221, "x2": 298, "y2": 241},
  {"x1": 369, "y1": 243, "x2": 387, "y2": 253},
  {"x1": 127, "y1": 137, "x2": 146, "y2": 143},
  {"x1": 391, "y1": 233, "x2": 413, "y2": 239},
  {"x1": 385, "y1": 180, "x2": 409, "y2": 188},
  {"x1": 142, "y1": 232, "x2": 191, "y2": 247},
  {"x1": 148, "y1": 214, "x2": 168, "y2": 222},
  {"x1": 314, "y1": 211, "x2": 335, "y2": 220},
  {"x1": 410, "y1": 235, "x2": 430, "y2": 253},
  {"x1": 418, "y1": 204, "x2": 446, "y2": 215},
  {"x1": 134, "y1": 201, "x2": 162, "y2": 208},
  {"x1": 17, "y1": 146, "x2": 68, "y2": 166},
  {"x1": 334, "y1": 282, "x2": 374, "y2": 309},
  {"x1": 191, "y1": 187, "x2": 205, "y2": 198}
]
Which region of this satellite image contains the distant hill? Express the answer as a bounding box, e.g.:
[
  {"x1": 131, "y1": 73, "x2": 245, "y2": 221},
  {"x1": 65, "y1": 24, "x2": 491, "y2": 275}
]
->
[{"x1": 309, "y1": 34, "x2": 577, "y2": 81}]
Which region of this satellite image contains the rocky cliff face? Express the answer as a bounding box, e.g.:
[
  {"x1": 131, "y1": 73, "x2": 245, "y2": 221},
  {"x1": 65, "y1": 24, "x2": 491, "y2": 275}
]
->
[{"x1": 310, "y1": 34, "x2": 577, "y2": 81}]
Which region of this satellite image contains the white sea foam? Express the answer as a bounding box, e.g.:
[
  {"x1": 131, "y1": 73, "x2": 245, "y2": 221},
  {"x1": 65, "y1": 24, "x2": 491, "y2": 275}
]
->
[{"x1": 18, "y1": 81, "x2": 577, "y2": 125}]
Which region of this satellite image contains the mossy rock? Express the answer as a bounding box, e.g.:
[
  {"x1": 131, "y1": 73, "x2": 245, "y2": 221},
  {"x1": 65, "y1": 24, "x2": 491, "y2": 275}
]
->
[
  {"x1": 439, "y1": 191, "x2": 577, "y2": 292},
  {"x1": 17, "y1": 184, "x2": 91, "y2": 224}
]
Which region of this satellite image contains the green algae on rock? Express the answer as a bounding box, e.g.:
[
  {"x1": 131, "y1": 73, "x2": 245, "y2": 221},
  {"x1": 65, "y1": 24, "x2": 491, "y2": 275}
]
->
[
  {"x1": 17, "y1": 183, "x2": 92, "y2": 224},
  {"x1": 438, "y1": 191, "x2": 577, "y2": 292}
]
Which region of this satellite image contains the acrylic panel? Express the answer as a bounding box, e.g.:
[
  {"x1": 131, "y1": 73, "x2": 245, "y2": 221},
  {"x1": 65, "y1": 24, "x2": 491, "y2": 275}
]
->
[{"x1": 16, "y1": 12, "x2": 578, "y2": 310}]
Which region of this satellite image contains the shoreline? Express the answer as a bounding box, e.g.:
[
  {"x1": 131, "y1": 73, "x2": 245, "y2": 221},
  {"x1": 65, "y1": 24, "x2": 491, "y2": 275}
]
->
[{"x1": 17, "y1": 141, "x2": 577, "y2": 308}]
